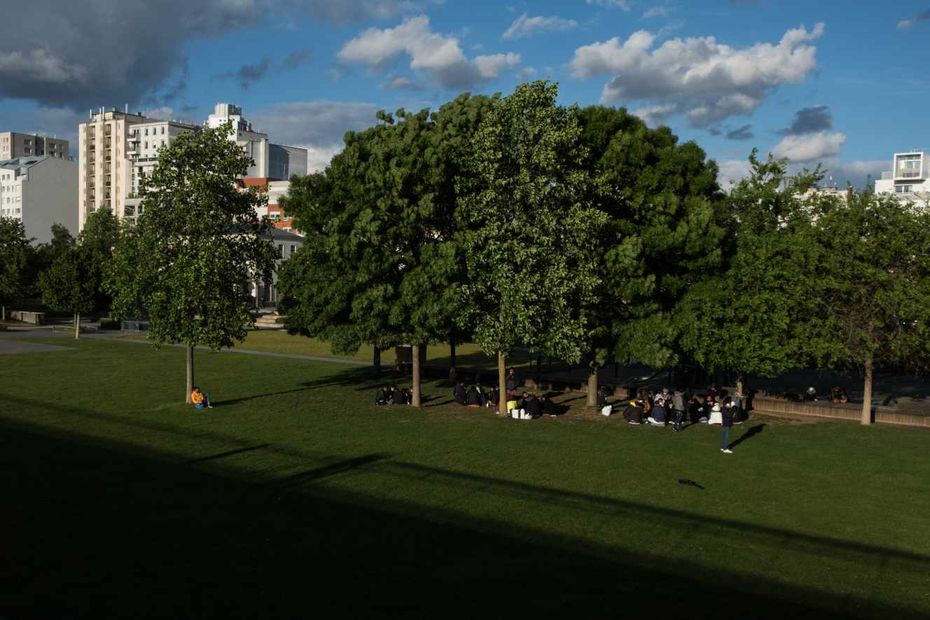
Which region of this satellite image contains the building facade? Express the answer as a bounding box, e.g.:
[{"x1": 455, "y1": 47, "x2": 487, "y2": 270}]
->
[
  {"x1": 0, "y1": 132, "x2": 69, "y2": 160},
  {"x1": 208, "y1": 103, "x2": 307, "y2": 180},
  {"x1": 78, "y1": 109, "x2": 149, "y2": 230},
  {"x1": 0, "y1": 156, "x2": 77, "y2": 243},
  {"x1": 241, "y1": 177, "x2": 298, "y2": 232},
  {"x1": 874, "y1": 152, "x2": 930, "y2": 204},
  {"x1": 123, "y1": 119, "x2": 199, "y2": 223}
]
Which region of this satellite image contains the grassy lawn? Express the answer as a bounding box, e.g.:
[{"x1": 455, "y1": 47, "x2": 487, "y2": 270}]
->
[{"x1": 1, "y1": 337, "x2": 928, "y2": 618}]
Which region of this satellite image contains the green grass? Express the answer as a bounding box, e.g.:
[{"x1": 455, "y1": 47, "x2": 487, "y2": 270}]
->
[{"x1": 1, "y1": 337, "x2": 928, "y2": 618}]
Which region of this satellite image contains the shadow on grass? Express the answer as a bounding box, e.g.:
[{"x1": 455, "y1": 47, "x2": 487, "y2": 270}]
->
[
  {"x1": 0, "y1": 420, "x2": 926, "y2": 619},
  {"x1": 730, "y1": 423, "x2": 766, "y2": 449}
]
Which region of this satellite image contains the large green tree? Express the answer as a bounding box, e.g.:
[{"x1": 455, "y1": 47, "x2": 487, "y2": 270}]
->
[
  {"x1": 0, "y1": 218, "x2": 32, "y2": 321},
  {"x1": 457, "y1": 81, "x2": 606, "y2": 413},
  {"x1": 575, "y1": 106, "x2": 727, "y2": 403},
  {"x1": 677, "y1": 153, "x2": 827, "y2": 390},
  {"x1": 812, "y1": 192, "x2": 930, "y2": 424},
  {"x1": 78, "y1": 207, "x2": 121, "y2": 314},
  {"x1": 279, "y1": 94, "x2": 492, "y2": 405},
  {"x1": 108, "y1": 124, "x2": 276, "y2": 403}
]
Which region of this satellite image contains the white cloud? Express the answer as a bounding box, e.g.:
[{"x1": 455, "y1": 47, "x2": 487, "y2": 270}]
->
[
  {"x1": 717, "y1": 157, "x2": 888, "y2": 191},
  {"x1": 503, "y1": 14, "x2": 579, "y2": 40},
  {"x1": 586, "y1": 0, "x2": 631, "y2": 10},
  {"x1": 716, "y1": 158, "x2": 753, "y2": 189},
  {"x1": 771, "y1": 131, "x2": 846, "y2": 162},
  {"x1": 381, "y1": 76, "x2": 422, "y2": 90},
  {"x1": 339, "y1": 16, "x2": 520, "y2": 88},
  {"x1": 570, "y1": 23, "x2": 825, "y2": 127}
]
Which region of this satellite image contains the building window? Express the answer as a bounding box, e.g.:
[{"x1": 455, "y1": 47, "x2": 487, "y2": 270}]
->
[{"x1": 277, "y1": 244, "x2": 283, "y2": 258}]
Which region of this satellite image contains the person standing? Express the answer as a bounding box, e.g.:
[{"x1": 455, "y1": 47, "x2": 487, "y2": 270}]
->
[{"x1": 721, "y1": 396, "x2": 735, "y2": 454}]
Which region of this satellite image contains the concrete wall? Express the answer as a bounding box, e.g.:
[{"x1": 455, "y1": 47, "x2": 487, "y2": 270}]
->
[
  {"x1": 21, "y1": 157, "x2": 78, "y2": 244},
  {"x1": 752, "y1": 395, "x2": 930, "y2": 428}
]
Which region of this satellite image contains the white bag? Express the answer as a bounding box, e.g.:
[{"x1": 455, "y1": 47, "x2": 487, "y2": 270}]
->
[{"x1": 600, "y1": 405, "x2": 612, "y2": 416}]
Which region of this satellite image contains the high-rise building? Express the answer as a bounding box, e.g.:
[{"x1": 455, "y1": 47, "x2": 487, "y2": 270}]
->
[
  {"x1": 0, "y1": 155, "x2": 77, "y2": 244},
  {"x1": 874, "y1": 152, "x2": 930, "y2": 204},
  {"x1": 78, "y1": 108, "x2": 149, "y2": 230},
  {"x1": 0, "y1": 132, "x2": 70, "y2": 160}
]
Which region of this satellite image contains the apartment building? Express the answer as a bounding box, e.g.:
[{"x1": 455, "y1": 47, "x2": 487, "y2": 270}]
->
[
  {"x1": 874, "y1": 152, "x2": 930, "y2": 204},
  {"x1": 0, "y1": 132, "x2": 69, "y2": 160},
  {"x1": 0, "y1": 156, "x2": 77, "y2": 243},
  {"x1": 123, "y1": 119, "x2": 199, "y2": 223},
  {"x1": 240, "y1": 177, "x2": 299, "y2": 232},
  {"x1": 207, "y1": 103, "x2": 308, "y2": 180},
  {"x1": 77, "y1": 108, "x2": 149, "y2": 230}
]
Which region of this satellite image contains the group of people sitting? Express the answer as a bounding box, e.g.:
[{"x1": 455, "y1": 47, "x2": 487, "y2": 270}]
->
[
  {"x1": 601, "y1": 385, "x2": 746, "y2": 429},
  {"x1": 452, "y1": 381, "x2": 501, "y2": 408},
  {"x1": 375, "y1": 385, "x2": 414, "y2": 406}
]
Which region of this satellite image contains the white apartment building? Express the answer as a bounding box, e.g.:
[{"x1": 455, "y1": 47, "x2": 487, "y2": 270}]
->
[
  {"x1": 123, "y1": 119, "x2": 199, "y2": 222},
  {"x1": 874, "y1": 152, "x2": 930, "y2": 205},
  {"x1": 207, "y1": 103, "x2": 308, "y2": 180},
  {"x1": 207, "y1": 103, "x2": 270, "y2": 178},
  {"x1": 0, "y1": 132, "x2": 69, "y2": 160},
  {"x1": 0, "y1": 156, "x2": 77, "y2": 244}
]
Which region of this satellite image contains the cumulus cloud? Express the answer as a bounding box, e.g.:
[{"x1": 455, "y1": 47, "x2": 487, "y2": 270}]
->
[
  {"x1": 898, "y1": 9, "x2": 930, "y2": 29},
  {"x1": 570, "y1": 23, "x2": 824, "y2": 127},
  {"x1": 503, "y1": 14, "x2": 579, "y2": 40},
  {"x1": 779, "y1": 105, "x2": 832, "y2": 135},
  {"x1": 250, "y1": 100, "x2": 380, "y2": 171},
  {"x1": 338, "y1": 16, "x2": 520, "y2": 89},
  {"x1": 216, "y1": 48, "x2": 314, "y2": 89},
  {"x1": 0, "y1": 0, "x2": 423, "y2": 108},
  {"x1": 381, "y1": 76, "x2": 423, "y2": 90},
  {"x1": 771, "y1": 131, "x2": 846, "y2": 162}
]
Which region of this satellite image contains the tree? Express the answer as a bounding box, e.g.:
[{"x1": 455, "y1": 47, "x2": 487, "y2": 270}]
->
[
  {"x1": 457, "y1": 81, "x2": 605, "y2": 414},
  {"x1": 279, "y1": 95, "x2": 493, "y2": 405},
  {"x1": 38, "y1": 245, "x2": 95, "y2": 339},
  {"x1": 78, "y1": 207, "x2": 121, "y2": 314},
  {"x1": 108, "y1": 124, "x2": 276, "y2": 403},
  {"x1": 677, "y1": 153, "x2": 827, "y2": 390},
  {"x1": 0, "y1": 218, "x2": 32, "y2": 321},
  {"x1": 812, "y1": 192, "x2": 930, "y2": 424},
  {"x1": 575, "y1": 106, "x2": 727, "y2": 404}
]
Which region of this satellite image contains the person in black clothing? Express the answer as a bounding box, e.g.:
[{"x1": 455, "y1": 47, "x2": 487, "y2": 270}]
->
[
  {"x1": 623, "y1": 399, "x2": 644, "y2": 424},
  {"x1": 597, "y1": 386, "x2": 611, "y2": 415},
  {"x1": 505, "y1": 367, "x2": 519, "y2": 397},
  {"x1": 466, "y1": 384, "x2": 481, "y2": 407},
  {"x1": 391, "y1": 386, "x2": 408, "y2": 406},
  {"x1": 375, "y1": 385, "x2": 391, "y2": 405},
  {"x1": 524, "y1": 393, "x2": 541, "y2": 418},
  {"x1": 721, "y1": 396, "x2": 735, "y2": 453},
  {"x1": 453, "y1": 382, "x2": 467, "y2": 405},
  {"x1": 486, "y1": 386, "x2": 500, "y2": 408}
]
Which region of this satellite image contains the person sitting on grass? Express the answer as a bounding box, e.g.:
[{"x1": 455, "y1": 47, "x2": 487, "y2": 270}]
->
[
  {"x1": 375, "y1": 385, "x2": 392, "y2": 405},
  {"x1": 597, "y1": 385, "x2": 612, "y2": 416},
  {"x1": 524, "y1": 393, "x2": 542, "y2": 418},
  {"x1": 191, "y1": 386, "x2": 213, "y2": 409},
  {"x1": 453, "y1": 382, "x2": 467, "y2": 406},
  {"x1": 485, "y1": 386, "x2": 499, "y2": 409},
  {"x1": 623, "y1": 399, "x2": 644, "y2": 425},
  {"x1": 466, "y1": 384, "x2": 482, "y2": 408},
  {"x1": 391, "y1": 386, "x2": 411, "y2": 406},
  {"x1": 648, "y1": 396, "x2": 668, "y2": 426}
]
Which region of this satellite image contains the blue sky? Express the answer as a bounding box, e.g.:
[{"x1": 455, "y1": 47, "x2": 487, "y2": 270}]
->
[{"x1": 1, "y1": 0, "x2": 928, "y2": 186}]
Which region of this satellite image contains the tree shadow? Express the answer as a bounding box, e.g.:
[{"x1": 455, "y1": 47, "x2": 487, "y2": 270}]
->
[{"x1": 730, "y1": 423, "x2": 766, "y2": 449}]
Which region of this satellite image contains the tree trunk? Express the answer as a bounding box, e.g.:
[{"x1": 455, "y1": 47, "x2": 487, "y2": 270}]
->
[
  {"x1": 861, "y1": 355, "x2": 873, "y2": 425},
  {"x1": 185, "y1": 344, "x2": 195, "y2": 404},
  {"x1": 449, "y1": 333, "x2": 457, "y2": 368},
  {"x1": 587, "y1": 364, "x2": 598, "y2": 407},
  {"x1": 74, "y1": 312, "x2": 80, "y2": 340},
  {"x1": 736, "y1": 372, "x2": 745, "y2": 397},
  {"x1": 1, "y1": 305, "x2": 5, "y2": 321},
  {"x1": 412, "y1": 344, "x2": 422, "y2": 408},
  {"x1": 498, "y1": 350, "x2": 507, "y2": 415},
  {"x1": 373, "y1": 347, "x2": 381, "y2": 377}
]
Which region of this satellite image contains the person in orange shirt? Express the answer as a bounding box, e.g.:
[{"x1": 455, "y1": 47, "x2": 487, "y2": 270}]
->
[{"x1": 191, "y1": 386, "x2": 213, "y2": 409}]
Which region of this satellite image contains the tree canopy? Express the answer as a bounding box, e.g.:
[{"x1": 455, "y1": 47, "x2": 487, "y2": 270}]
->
[
  {"x1": 0, "y1": 217, "x2": 32, "y2": 320},
  {"x1": 108, "y1": 123, "x2": 275, "y2": 402}
]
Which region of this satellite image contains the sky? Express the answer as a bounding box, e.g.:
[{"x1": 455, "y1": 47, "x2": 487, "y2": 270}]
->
[{"x1": 0, "y1": 0, "x2": 928, "y2": 187}]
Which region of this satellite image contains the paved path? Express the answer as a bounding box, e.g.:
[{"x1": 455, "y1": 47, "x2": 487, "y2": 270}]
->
[{"x1": 0, "y1": 338, "x2": 73, "y2": 354}]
